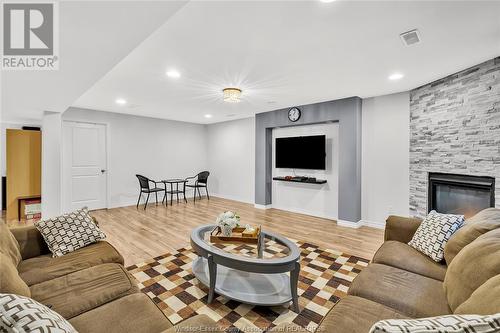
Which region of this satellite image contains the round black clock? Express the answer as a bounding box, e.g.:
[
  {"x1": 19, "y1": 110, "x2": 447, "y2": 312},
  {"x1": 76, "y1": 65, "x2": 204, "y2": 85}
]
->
[{"x1": 288, "y1": 107, "x2": 301, "y2": 122}]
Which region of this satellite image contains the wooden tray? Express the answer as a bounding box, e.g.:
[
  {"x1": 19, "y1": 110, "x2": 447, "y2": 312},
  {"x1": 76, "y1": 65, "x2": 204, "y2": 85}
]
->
[{"x1": 210, "y1": 226, "x2": 261, "y2": 244}]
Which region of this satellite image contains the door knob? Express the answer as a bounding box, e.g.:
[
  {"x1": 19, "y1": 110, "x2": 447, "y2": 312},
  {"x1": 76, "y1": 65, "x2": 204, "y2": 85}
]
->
[{"x1": 101, "y1": 169, "x2": 106, "y2": 173}]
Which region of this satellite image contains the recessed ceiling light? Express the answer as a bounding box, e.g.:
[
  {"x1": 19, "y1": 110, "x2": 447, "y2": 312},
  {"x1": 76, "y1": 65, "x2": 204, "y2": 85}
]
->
[
  {"x1": 204, "y1": 114, "x2": 213, "y2": 119},
  {"x1": 320, "y1": 0, "x2": 336, "y2": 3},
  {"x1": 166, "y1": 69, "x2": 181, "y2": 78},
  {"x1": 115, "y1": 98, "x2": 127, "y2": 105},
  {"x1": 388, "y1": 73, "x2": 404, "y2": 81}
]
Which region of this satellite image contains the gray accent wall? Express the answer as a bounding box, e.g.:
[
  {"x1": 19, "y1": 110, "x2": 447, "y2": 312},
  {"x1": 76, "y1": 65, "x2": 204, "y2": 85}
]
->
[
  {"x1": 255, "y1": 97, "x2": 362, "y2": 223},
  {"x1": 410, "y1": 57, "x2": 500, "y2": 217}
]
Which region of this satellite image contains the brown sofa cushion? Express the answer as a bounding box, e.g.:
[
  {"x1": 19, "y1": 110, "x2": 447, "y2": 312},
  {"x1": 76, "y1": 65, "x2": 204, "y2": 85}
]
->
[
  {"x1": 348, "y1": 263, "x2": 451, "y2": 318},
  {"x1": 162, "y1": 315, "x2": 225, "y2": 333},
  {"x1": 0, "y1": 223, "x2": 22, "y2": 266},
  {"x1": 316, "y1": 296, "x2": 408, "y2": 333},
  {"x1": 18, "y1": 241, "x2": 124, "y2": 286},
  {"x1": 444, "y1": 208, "x2": 500, "y2": 264},
  {"x1": 454, "y1": 274, "x2": 500, "y2": 315},
  {"x1": 10, "y1": 225, "x2": 50, "y2": 260},
  {"x1": 69, "y1": 293, "x2": 172, "y2": 333},
  {"x1": 384, "y1": 216, "x2": 422, "y2": 243},
  {"x1": 30, "y1": 263, "x2": 139, "y2": 319},
  {"x1": 0, "y1": 253, "x2": 31, "y2": 297},
  {"x1": 372, "y1": 241, "x2": 447, "y2": 281},
  {"x1": 444, "y1": 228, "x2": 500, "y2": 311}
]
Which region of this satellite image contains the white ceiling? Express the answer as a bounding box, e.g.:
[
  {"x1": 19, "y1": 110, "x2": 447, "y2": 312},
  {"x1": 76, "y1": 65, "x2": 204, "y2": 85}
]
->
[
  {"x1": 4, "y1": 1, "x2": 500, "y2": 125},
  {"x1": 1, "y1": 1, "x2": 187, "y2": 123},
  {"x1": 73, "y1": 0, "x2": 500, "y2": 124}
]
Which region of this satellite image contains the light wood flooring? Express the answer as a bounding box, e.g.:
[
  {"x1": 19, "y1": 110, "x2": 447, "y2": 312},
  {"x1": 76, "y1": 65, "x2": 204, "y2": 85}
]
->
[{"x1": 4, "y1": 197, "x2": 384, "y2": 266}]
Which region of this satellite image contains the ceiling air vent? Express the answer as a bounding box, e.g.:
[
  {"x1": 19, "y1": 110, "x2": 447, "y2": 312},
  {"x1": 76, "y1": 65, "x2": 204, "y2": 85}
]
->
[{"x1": 400, "y1": 29, "x2": 421, "y2": 46}]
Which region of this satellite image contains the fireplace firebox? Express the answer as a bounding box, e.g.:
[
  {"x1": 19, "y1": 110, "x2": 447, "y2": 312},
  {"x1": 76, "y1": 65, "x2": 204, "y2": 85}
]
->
[{"x1": 428, "y1": 173, "x2": 495, "y2": 218}]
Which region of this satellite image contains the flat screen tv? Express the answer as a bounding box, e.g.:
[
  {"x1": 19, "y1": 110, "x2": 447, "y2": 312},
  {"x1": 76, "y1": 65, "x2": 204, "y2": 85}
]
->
[{"x1": 275, "y1": 135, "x2": 326, "y2": 170}]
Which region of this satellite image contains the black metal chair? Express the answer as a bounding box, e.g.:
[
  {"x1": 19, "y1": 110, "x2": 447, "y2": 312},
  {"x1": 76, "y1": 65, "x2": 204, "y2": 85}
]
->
[
  {"x1": 185, "y1": 171, "x2": 210, "y2": 203},
  {"x1": 136, "y1": 174, "x2": 165, "y2": 210}
]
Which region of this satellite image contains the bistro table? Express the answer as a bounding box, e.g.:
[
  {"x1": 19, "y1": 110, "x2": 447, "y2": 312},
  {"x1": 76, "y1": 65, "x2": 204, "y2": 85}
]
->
[{"x1": 161, "y1": 179, "x2": 187, "y2": 206}]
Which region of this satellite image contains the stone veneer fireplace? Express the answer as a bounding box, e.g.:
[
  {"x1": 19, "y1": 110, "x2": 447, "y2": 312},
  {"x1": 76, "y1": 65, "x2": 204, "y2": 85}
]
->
[
  {"x1": 428, "y1": 173, "x2": 495, "y2": 218},
  {"x1": 409, "y1": 57, "x2": 500, "y2": 218}
]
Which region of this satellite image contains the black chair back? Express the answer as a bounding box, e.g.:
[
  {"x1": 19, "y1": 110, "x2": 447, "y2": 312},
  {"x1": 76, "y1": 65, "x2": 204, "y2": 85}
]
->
[
  {"x1": 136, "y1": 174, "x2": 150, "y2": 190},
  {"x1": 197, "y1": 171, "x2": 210, "y2": 184}
]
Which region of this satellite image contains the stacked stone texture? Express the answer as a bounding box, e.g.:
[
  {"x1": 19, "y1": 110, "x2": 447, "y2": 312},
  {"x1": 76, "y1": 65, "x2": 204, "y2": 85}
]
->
[{"x1": 409, "y1": 57, "x2": 500, "y2": 217}]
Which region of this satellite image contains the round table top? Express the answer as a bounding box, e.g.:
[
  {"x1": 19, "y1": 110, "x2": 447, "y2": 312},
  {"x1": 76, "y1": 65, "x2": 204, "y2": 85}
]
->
[
  {"x1": 190, "y1": 224, "x2": 300, "y2": 266},
  {"x1": 161, "y1": 178, "x2": 186, "y2": 183}
]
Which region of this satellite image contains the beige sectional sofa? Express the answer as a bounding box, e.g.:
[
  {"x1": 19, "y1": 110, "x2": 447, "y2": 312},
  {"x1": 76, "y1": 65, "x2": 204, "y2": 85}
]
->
[
  {"x1": 0, "y1": 223, "x2": 221, "y2": 333},
  {"x1": 2, "y1": 208, "x2": 499, "y2": 333},
  {"x1": 273, "y1": 207, "x2": 500, "y2": 332}
]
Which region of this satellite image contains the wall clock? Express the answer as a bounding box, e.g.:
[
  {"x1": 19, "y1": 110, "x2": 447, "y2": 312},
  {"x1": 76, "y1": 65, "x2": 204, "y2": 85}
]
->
[{"x1": 288, "y1": 107, "x2": 301, "y2": 122}]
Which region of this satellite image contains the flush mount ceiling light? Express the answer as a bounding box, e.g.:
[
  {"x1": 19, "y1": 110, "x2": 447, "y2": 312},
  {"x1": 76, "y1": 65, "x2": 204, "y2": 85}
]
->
[
  {"x1": 166, "y1": 69, "x2": 181, "y2": 78},
  {"x1": 204, "y1": 114, "x2": 213, "y2": 118},
  {"x1": 388, "y1": 73, "x2": 404, "y2": 81},
  {"x1": 115, "y1": 98, "x2": 127, "y2": 105},
  {"x1": 223, "y1": 87, "x2": 242, "y2": 103}
]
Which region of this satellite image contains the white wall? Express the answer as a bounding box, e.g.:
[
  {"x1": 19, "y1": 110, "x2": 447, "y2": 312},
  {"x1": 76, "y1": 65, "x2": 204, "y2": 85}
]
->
[
  {"x1": 42, "y1": 112, "x2": 62, "y2": 218},
  {"x1": 272, "y1": 123, "x2": 339, "y2": 220},
  {"x1": 63, "y1": 107, "x2": 208, "y2": 209},
  {"x1": 361, "y1": 92, "x2": 410, "y2": 227},
  {"x1": 2, "y1": 93, "x2": 413, "y2": 227},
  {"x1": 206, "y1": 117, "x2": 255, "y2": 204}
]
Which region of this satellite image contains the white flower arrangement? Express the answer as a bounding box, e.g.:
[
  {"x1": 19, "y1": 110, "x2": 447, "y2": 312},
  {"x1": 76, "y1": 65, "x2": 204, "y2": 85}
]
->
[
  {"x1": 216, "y1": 211, "x2": 241, "y2": 236},
  {"x1": 216, "y1": 211, "x2": 241, "y2": 228}
]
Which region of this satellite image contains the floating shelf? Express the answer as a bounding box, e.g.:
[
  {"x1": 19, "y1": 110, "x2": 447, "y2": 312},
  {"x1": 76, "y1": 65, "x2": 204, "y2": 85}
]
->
[{"x1": 272, "y1": 176, "x2": 327, "y2": 184}]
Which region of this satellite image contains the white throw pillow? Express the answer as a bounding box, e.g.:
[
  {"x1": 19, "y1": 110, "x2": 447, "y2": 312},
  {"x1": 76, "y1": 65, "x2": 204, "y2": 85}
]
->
[
  {"x1": 35, "y1": 207, "x2": 106, "y2": 257},
  {"x1": 408, "y1": 210, "x2": 464, "y2": 262},
  {"x1": 369, "y1": 313, "x2": 500, "y2": 333},
  {"x1": 0, "y1": 293, "x2": 77, "y2": 333}
]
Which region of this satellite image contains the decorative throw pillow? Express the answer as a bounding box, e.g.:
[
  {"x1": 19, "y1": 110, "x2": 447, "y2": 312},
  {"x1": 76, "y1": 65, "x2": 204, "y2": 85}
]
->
[
  {"x1": 34, "y1": 207, "x2": 106, "y2": 257},
  {"x1": 0, "y1": 293, "x2": 77, "y2": 333},
  {"x1": 408, "y1": 210, "x2": 464, "y2": 262},
  {"x1": 369, "y1": 313, "x2": 500, "y2": 333}
]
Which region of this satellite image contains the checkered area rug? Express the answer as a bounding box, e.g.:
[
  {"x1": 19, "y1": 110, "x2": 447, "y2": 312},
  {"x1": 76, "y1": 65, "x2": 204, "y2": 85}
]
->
[{"x1": 127, "y1": 240, "x2": 369, "y2": 332}]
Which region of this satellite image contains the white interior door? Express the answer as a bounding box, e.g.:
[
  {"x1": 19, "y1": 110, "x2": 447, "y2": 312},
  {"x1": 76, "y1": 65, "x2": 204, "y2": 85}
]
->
[{"x1": 63, "y1": 121, "x2": 107, "y2": 212}]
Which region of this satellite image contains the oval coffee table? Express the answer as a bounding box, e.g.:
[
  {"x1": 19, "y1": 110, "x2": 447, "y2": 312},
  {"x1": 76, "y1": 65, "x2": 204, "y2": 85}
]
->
[{"x1": 190, "y1": 225, "x2": 301, "y2": 311}]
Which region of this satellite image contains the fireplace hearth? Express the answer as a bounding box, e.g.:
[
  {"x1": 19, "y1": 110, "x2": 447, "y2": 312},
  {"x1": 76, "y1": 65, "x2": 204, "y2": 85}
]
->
[{"x1": 428, "y1": 173, "x2": 495, "y2": 218}]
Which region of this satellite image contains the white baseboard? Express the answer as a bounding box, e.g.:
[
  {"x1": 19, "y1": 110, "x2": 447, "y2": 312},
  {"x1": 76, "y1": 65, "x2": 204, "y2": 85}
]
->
[
  {"x1": 359, "y1": 219, "x2": 386, "y2": 229},
  {"x1": 106, "y1": 192, "x2": 198, "y2": 210},
  {"x1": 271, "y1": 205, "x2": 337, "y2": 221},
  {"x1": 106, "y1": 192, "x2": 252, "y2": 210},
  {"x1": 210, "y1": 193, "x2": 254, "y2": 205},
  {"x1": 336, "y1": 219, "x2": 363, "y2": 229},
  {"x1": 337, "y1": 219, "x2": 386, "y2": 229},
  {"x1": 254, "y1": 204, "x2": 273, "y2": 210}
]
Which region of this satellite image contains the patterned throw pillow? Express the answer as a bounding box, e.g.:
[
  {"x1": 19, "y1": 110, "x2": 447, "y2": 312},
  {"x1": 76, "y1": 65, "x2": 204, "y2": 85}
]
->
[
  {"x1": 369, "y1": 313, "x2": 500, "y2": 333},
  {"x1": 35, "y1": 207, "x2": 106, "y2": 257},
  {"x1": 0, "y1": 293, "x2": 77, "y2": 333},
  {"x1": 408, "y1": 210, "x2": 464, "y2": 262}
]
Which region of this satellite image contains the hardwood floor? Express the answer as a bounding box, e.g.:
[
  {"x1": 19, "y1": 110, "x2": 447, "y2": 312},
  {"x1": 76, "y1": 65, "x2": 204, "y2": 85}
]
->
[{"x1": 3, "y1": 197, "x2": 384, "y2": 266}]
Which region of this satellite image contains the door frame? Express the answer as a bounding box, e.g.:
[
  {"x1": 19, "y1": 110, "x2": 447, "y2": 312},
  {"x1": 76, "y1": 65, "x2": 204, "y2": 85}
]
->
[{"x1": 62, "y1": 120, "x2": 110, "y2": 212}]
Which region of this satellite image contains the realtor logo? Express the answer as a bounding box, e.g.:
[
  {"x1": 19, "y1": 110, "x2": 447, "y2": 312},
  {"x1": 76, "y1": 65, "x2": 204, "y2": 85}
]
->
[{"x1": 2, "y1": 2, "x2": 59, "y2": 70}]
